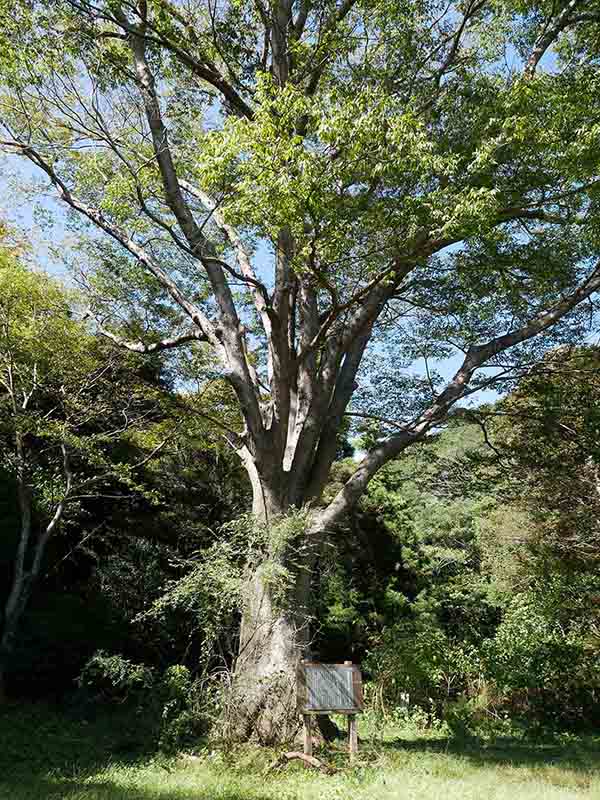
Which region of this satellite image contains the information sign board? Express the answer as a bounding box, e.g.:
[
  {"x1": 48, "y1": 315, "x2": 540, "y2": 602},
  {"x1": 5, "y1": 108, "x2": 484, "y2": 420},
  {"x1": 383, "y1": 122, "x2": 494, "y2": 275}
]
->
[{"x1": 298, "y1": 661, "x2": 363, "y2": 714}]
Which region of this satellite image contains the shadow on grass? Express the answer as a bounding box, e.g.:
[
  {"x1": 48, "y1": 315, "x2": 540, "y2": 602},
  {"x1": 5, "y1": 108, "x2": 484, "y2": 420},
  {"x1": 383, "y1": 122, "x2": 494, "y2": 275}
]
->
[
  {"x1": 3, "y1": 702, "x2": 600, "y2": 799},
  {"x1": 0, "y1": 703, "x2": 279, "y2": 800},
  {"x1": 0, "y1": 702, "x2": 161, "y2": 786},
  {"x1": 380, "y1": 733, "x2": 600, "y2": 774},
  {"x1": 0, "y1": 776, "x2": 276, "y2": 800}
]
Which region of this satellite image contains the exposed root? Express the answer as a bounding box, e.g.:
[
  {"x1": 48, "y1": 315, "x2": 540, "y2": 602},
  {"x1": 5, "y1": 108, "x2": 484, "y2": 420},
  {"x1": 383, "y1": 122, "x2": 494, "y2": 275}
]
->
[{"x1": 265, "y1": 750, "x2": 336, "y2": 775}]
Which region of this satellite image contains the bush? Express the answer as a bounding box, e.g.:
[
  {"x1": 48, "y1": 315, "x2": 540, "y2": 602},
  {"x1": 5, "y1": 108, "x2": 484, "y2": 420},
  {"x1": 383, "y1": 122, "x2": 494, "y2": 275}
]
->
[
  {"x1": 367, "y1": 579, "x2": 600, "y2": 735},
  {"x1": 78, "y1": 651, "x2": 155, "y2": 703},
  {"x1": 366, "y1": 619, "x2": 482, "y2": 719},
  {"x1": 77, "y1": 652, "x2": 209, "y2": 751},
  {"x1": 482, "y1": 592, "x2": 600, "y2": 727},
  {"x1": 158, "y1": 665, "x2": 208, "y2": 751}
]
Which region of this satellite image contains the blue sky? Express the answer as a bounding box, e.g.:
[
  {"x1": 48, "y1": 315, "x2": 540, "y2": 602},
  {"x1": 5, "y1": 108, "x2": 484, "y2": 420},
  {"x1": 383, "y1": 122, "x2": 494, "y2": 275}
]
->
[{"x1": 1, "y1": 154, "x2": 72, "y2": 279}]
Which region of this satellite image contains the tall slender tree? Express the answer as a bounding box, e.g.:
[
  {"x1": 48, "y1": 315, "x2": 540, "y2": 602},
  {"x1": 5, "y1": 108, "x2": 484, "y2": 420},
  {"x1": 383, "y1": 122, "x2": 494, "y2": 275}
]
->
[{"x1": 1, "y1": 0, "x2": 600, "y2": 739}]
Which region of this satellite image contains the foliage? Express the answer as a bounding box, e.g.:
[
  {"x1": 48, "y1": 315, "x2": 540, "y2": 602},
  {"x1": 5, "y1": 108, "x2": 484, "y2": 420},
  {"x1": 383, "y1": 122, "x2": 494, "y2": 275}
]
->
[
  {"x1": 1, "y1": 0, "x2": 600, "y2": 543},
  {"x1": 330, "y1": 390, "x2": 600, "y2": 731},
  {"x1": 78, "y1": 651, "x2": 155, "y2": 704},
  {"x1": 489, "y1": 346, "x2": 600, "y2": 572},
  {"x1": 0, "y1": 255, "x2": 168, "y2": 511},
  {"x1": 482, "y1": 586, "x2": 600, "y2": 727},
  {"x1": 367, "y1": 620, "x2": 482, "y2": 718},
  {"x1": 0, "y1": 250, "x2": 179, "y2": 693},
  {"x1": 3, "y1": 0, "x2": 600, "y2": 743},
  {"x1": 78, "y1": 652, "x2": 208, "y2": 752},
  {"x1": 142, "y1": 508, "x2": 312, "y2": 667},
  {"x1": 2, "y1": 0, "x2": 600, "y2": 735}
]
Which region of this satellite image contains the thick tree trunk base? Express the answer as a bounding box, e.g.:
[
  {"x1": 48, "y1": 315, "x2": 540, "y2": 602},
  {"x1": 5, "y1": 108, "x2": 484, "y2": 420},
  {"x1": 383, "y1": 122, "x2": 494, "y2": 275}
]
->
[
  {"x1": 222, "y1": 609, "x2": 304, "y2": 744},
  {"x1": 221, "y1": 562, "x2": 310, "y2": 745},
  {"x1": 221, "y1": 660, "x2": 301, "y2": 745}
]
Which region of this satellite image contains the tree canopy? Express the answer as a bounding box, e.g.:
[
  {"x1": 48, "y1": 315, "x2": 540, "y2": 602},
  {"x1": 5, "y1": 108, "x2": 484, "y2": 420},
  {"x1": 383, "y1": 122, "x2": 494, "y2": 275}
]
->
[
  {"x1": 0, "y1": 243, "x2": 176, "y2": 694},
  {"x1": 1, "y1": 0, "x2": 600, "y2": 521}
]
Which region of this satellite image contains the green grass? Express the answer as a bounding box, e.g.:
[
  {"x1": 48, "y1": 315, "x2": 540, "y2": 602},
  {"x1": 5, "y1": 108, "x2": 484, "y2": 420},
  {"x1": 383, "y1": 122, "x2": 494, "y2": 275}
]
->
[{"x1": 1, "y1": 704, "x2": 600, "y2": 799}]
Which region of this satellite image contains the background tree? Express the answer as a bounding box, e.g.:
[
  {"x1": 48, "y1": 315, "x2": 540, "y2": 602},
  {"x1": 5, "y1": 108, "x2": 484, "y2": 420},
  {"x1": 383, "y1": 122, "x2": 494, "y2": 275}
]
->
[
  {"x1": 360, "y1": 351, "x2": 600, "y2": 728},
  {"x1": 0, "y1": 250, "x2": 168, "y2": 699},
  {"x1": 1, "y1": 0, "x2": 600, "y2": 739},
  {"x1": 478, "y1": 346, "x2": 600, "y2": 723},
  {"x1": 488, "y1": 346, "x2": 600, "y2": 568}
]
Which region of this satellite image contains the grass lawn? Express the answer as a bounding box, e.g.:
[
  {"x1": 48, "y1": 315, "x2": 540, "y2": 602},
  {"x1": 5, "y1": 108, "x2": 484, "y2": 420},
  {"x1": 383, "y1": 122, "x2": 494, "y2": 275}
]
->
[{"x1": 1, "y1": 703, "x2": 599, "y2": 799}]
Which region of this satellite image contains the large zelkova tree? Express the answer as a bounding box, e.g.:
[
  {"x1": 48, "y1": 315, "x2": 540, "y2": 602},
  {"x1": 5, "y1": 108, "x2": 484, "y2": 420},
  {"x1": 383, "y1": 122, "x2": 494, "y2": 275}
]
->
[{"x1": 1, "y1": 0, "x2": 600, "y2": 740}]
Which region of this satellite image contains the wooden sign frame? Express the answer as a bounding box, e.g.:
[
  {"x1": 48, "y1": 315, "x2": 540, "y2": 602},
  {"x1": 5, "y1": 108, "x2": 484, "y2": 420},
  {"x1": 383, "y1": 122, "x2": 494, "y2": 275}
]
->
[{"x1": 297, "y1": 660, "x2": 363, "y2": 762}]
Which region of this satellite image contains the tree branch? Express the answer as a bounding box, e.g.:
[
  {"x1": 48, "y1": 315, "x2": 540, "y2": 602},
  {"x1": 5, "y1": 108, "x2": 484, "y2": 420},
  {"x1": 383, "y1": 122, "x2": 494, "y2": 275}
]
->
[
  {"x1": 179, "y1": 180, "x2": 273, "y2": 314},
  {"x1": 524, "y1": 0, "x2": 584, "y2": 78},
  {"x1": 0, "y1": 140, "x2": 223, "y2": 349},
  {"x1": 127, "y1": 28, "x2": 265, "y2": 442},
  {"x1": 67, "y1": 0, "x2": 255, "y2": 118},
  {"x1": 97, "y1": 326, "x2": 207, "y2": 353},
  {"x1": 315, "y1": 257, "x2": 600, "y2": 532},
  {"x1": 30, "y1": 443, "x2": 73, "y2": 579},
  {"x1": 304, "y1": 0, "x2": 359, "y2": 97}
]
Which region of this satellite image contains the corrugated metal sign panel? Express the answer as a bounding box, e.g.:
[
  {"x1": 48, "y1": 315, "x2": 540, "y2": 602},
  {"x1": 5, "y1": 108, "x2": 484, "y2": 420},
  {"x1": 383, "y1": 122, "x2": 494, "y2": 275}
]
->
[{"x1": 303, "y1": 663, "x2": 360, "y2": 711}]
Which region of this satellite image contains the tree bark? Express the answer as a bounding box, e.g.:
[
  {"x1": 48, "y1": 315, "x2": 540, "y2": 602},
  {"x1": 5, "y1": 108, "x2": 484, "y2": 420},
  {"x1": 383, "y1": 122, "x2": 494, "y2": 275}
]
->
[
  {"x1": 229, "y1": 565, "x2": 309, "y2": 743},
  {"x1": 0, "y1": 443, "x2": 70, "y2": 703},
  {"x1": 226, "y1": 480, "x2": 316, "y2": 744}
]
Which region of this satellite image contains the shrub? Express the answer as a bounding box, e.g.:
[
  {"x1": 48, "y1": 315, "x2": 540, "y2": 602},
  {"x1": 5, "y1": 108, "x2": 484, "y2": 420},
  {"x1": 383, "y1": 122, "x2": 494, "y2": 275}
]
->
[
  {"x1": 366, "y1": 619, "x2": 482, "y2": 719},
  {"x1": 482, "y1": 592, "x2": 600, "y2": 727},
  {"x1": 77, "y1": 651, "x2": 155, "y2": 703},
  {"x1": 77, "y1": 652, "x2": 209, "y2": 751}
]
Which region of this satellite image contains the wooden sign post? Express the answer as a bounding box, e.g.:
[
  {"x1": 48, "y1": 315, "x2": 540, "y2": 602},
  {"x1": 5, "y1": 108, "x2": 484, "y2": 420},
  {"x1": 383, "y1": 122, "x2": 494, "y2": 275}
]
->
[{"x1": 297, "y1": 659, "x2": 363, "y2": 763}]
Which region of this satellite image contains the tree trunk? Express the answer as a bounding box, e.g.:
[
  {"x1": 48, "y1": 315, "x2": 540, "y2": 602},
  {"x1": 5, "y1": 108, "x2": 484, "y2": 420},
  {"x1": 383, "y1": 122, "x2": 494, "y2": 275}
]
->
[
  {"x1": 0, "y1": 442, "x2": 69, "y2": 705},
  {"x1": 228, "y1": 565, "x2": 310, "y2": 743},
  {"x1": 0, "y1": 458, "x2": 32, "y2": 705},
  {"x1": 226, "y1": 481, "x2": 316, "y2": 744},
  {"x1": 0, "y1": 609, "x2": 21, "y2": 705}
]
